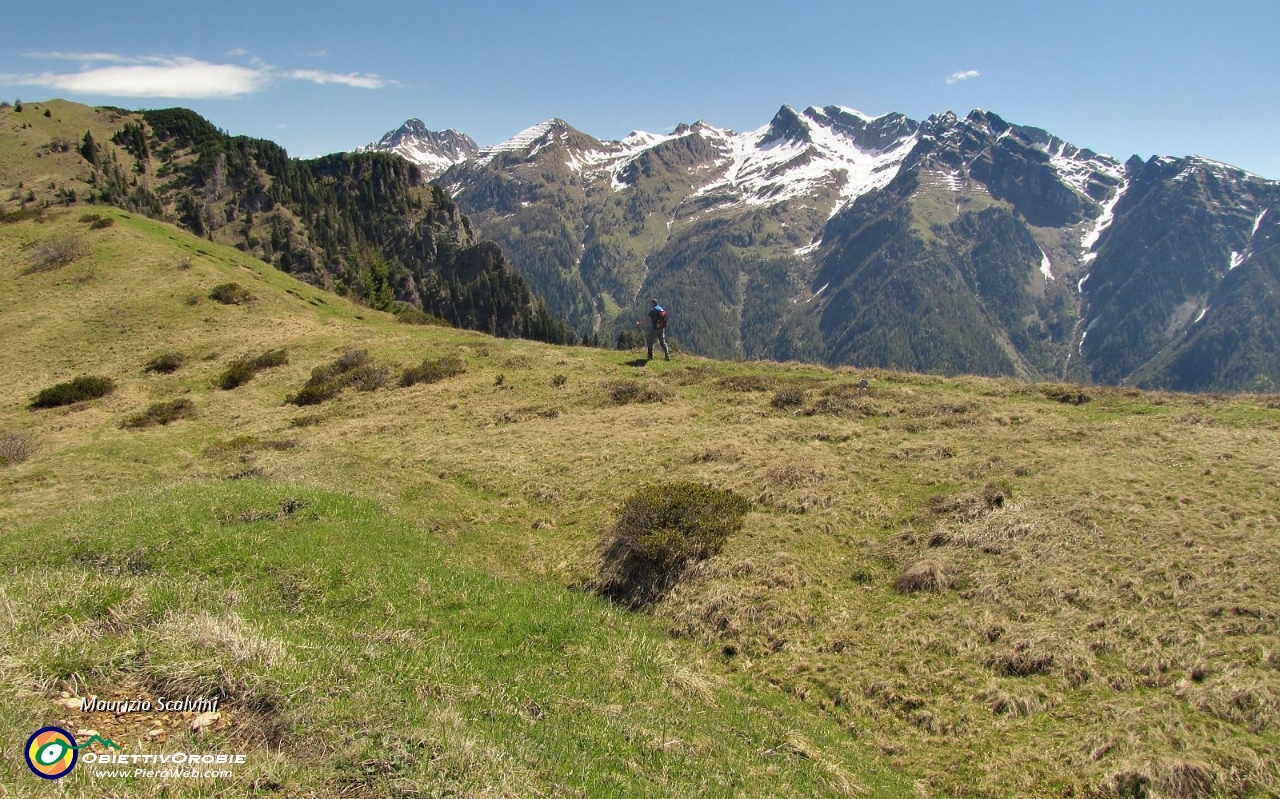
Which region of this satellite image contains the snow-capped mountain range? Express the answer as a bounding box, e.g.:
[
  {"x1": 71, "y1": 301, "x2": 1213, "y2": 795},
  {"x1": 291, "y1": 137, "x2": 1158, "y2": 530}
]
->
[{"x1": 360, "y1": 105, "x2": 1280, "y2": 392}]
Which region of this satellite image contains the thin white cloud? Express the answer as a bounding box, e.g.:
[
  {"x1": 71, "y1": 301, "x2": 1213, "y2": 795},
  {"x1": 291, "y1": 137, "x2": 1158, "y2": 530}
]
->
[
  {"x1": 1, "y1": 53, "x2": 390, "y2": 99},
  {"x1": 226, "y1": 47, "x2": 251, "y2": 58},
  {"x1": 283, "y1": 69, "x2": 387, "y2": 89},
  {"x1": 24, "y1": 51, "x2": 156, "y2": 65},
  {"x1": 946, "y1": 69, "x2": 982, "y2": 85},
  {"x1": 4, "y1": 58, "x2": 267, "y2": 98}
]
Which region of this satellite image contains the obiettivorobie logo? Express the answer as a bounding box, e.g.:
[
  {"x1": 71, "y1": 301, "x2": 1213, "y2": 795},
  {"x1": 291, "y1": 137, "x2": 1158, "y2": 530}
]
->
[{"x1": 24, "y1": 726, "x2": 121, "y2": 780}]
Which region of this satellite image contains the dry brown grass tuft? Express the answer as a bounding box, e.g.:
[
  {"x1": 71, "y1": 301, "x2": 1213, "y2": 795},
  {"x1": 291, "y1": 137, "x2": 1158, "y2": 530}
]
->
[
  {"x1": 716, "y1": 374, "x2": 774, "y2": 392},
  {"x1": 667, "y1": 664, "x2": 719, "y2": 706},
  {"x1": 147, "y1": 611, "x2": 289, "y2": 714},
  {"x1": 892, "y1": 558, "x2": 951, "y2": 594},
  {"x1": 603, "y1": 379, "x2": 671, "y2": 405},
  {"x1": 1107, "y1": 756, "x2": 1225, "y2": 799},
  {"x1": 1186, "y1": 672, "x2": 1280, "y2": 733},
  {"x1": 764, "y1": 460, "x2": 825, "y2": 489},
  {"x1": 975, "y1": 684, "x2": 1057, "y2": 717},
  {"x1": 985, "y1": 640, "x2": 1057, "y2": 677}
]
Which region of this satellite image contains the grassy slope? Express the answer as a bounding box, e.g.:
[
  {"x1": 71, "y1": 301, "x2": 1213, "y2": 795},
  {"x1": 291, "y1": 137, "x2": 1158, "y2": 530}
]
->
[
  {"x1": 0, "y1": 207, "x2": 910, "y2": 797},
  {"x1": 1, "y1": 206, "x2": 1279, "y2": 797},
  {"x1": 0, "y1": 100, "x2": 144, "y2": 209}
]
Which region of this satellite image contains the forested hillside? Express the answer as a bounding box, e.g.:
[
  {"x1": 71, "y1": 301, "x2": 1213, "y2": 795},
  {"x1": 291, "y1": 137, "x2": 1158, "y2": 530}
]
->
[{"x1": 0, "y1": 100, "x2": 571, "y2": 343}]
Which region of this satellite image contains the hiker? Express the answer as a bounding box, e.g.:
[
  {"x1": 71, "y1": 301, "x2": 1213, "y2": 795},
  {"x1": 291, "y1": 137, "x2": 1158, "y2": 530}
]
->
[{"x1": 636, "y1": 299, "x2": 670, "y2": 361}]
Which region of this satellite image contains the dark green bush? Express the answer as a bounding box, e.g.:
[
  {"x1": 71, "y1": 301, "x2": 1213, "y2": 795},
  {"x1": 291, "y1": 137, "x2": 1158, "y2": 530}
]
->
[
  {"x1": 122, "y1": 398, "x2": 195, "y2": 429},
  {"x1": 595, "y1": 482, "x2": 751, "y2": 607},
  {"x1": 251, "y1": 348, "x2": 289, "y2": 369},
  {"x1": 287, "y1": 382, "x2": 340, "y2": 406},
  {"x1": 289, "y1": 350, "x2": 391, "y2": 405},
  {"x1": 399, "y1": 355, "x2": 466, "y2": 388},
  {"x1": 209, "y1": 282, "x2": 255, "y2": 305},
  {"x1": 217, "y1": 349, "x2": 288, "y2": 390},
  {"x1": 90, "y1": 217, "x2": 115, "y2": 230},
  {"x1": 0, "y1": 208, "x2": 46, "y2": 225},
  {"x1": 218, "y1": 359, "x2": 257, "y2": 390},
  {"x1": 30, "y1": 375, "x2": 116, "y2": 409},
  {"x1": 143, "y1": 352, "x2": 185, "y2": 374}
]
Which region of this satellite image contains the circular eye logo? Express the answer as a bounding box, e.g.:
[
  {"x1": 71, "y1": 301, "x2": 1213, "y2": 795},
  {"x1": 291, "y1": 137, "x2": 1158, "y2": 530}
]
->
[{"x1": 25, "y1": 726, "x2": 78, "y2": 780}]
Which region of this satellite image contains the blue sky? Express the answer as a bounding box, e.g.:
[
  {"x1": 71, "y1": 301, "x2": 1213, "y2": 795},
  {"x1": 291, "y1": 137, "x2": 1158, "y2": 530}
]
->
[{"x1": 2, "y1": 0, "x2": 1277, "y2": 178}]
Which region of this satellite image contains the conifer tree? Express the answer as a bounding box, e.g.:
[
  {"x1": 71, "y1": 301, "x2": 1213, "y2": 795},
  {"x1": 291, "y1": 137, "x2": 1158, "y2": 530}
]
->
[
  {"x1": 360, "y1": 247, "x2": 395, "y2": 311},
  {"x1": 80, "y1": 131, "x2": 99, "y2": 166}
]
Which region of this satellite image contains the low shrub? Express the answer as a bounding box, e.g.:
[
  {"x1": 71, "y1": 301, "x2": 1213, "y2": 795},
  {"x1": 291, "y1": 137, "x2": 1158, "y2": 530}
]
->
[
  {"x1": 604, "y1": 379, "x2": 669, "y2": 405},
  {"x1": 209, "y1": 282, "x2": 255, "y2": 305},
  {"x1": 90, "y1": 217, "x2": 115, "y2": 230},
  {"x1": 595, "y1": 482, "x2": 751, "y2": 607},
  {"x1": 1038, "y1": 383, "x2": 1091, "y2": 405},
  {"x1": 24, "y1": 233, "x2": 91, "y2": 274},
  {"x1": 122, "y1": 398, "x2": 196, "y2": 429},
  {"x1": 770, "y1": 387, "x2": 805, "y2": 409},
  {"x1": 0, "y1": 208, "x2": 46, "y2": 225},
  {"x1": 718, "y1": 374, "x2": 775, "y2": 392},
  {"x1": 204, "y1": 436, "x2": 298, "y2": 458},
  {"x1": 217, "y1": 349, "x2": 288, "y2": 390},
  {"x1": 251, "y1": 348, "x2": 289, "y2": 369},
  {"x1": 290, "y1": 350, "x2": 392, "y2": 405},
  {"x1": 0, "y1": 430, "x2": 41, "y2": 466},
  {"x1": 30, "y1": 375, "x2": 116, "y2": 409},
  {"x1": 143, "y1": 352, "x2": 185, "y2": 374},
  {"x1": 399, "y1": 355, "x2": 466, "y2": 388},
  {"x1": 551, "y1": 374, "x2": 568, "y2": 388},
  {"x1": 392, "y1": 304, "x2": 451, "y2": 326}
]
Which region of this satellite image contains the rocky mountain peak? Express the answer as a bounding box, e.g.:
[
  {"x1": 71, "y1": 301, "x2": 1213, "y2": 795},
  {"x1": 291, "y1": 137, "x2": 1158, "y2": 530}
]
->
[
  {"x1": 760, "y1": 104, "x2": 812, "y2": 147},
  {"x1": 360, "y1": 120, "x2": 479, "y2": 180}
]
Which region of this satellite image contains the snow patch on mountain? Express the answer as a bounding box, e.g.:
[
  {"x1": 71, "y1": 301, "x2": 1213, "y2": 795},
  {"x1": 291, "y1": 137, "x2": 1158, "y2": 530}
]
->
[
  {"x1": 1081, "y1": 179, "x2": 1128, "y2": 261},
  {"x1": 687, "y1": 108, "x2": 917, "y2": 215},
  {"x1": 1045, "y1": 140, "x2": 1125, "y2": 199},
  {"x1": 794, "y1": 240, "x2": 821, "y2": 257},
  {"x1": 917, "y1": 169, "x2": 964, "y2": 193},
  {"x1": 1040, "y1": 248, "x2": 1055, "y2": 280},
  {"x1": 477, "y1": 120, "x2": 559, "y2": 164}
]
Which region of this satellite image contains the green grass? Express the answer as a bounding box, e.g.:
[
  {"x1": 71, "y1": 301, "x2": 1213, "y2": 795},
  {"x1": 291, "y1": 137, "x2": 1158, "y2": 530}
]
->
[
  {"x1": 0, "y1": 480, "x2": 910, "y2": 797},
  {"x1": 2, "y1": 203, "x2": 1279, "y2": 796}
]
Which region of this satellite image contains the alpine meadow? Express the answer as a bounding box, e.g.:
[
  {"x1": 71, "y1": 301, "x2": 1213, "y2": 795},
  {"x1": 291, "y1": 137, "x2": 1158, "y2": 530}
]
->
[{"x1": 2, "y1": 99, "x2": 1279, "y2": 799}]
